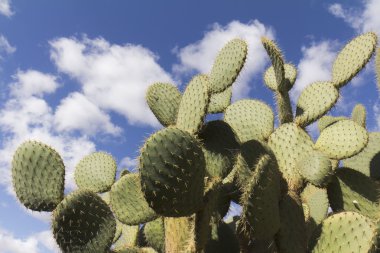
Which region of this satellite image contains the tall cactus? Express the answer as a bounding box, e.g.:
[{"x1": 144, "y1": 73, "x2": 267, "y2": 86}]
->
[{"x1": 11, "y1": 31, "x2": 380, "y2": 253}]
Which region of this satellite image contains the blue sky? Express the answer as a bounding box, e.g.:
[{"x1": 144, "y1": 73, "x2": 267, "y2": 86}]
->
[{"x1": 0, "y1": 0, "x2": 379, "y2": 252}]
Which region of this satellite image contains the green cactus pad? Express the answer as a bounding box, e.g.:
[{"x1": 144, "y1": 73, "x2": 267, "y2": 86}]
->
[
  {"x1": 332, "y1": 32, "x2": 377, "y2": 88},
  {"x1": 143, "y1": 218, "x2": 165, "y2": 253},
  {"x1": 327, "y1": 168, "x2": 380, "y2": 219},
  {"x1": 241, "y1": 155, "x2": 281, "y2": 240},
  {"x1": 209, "y1": 38, "x2": 247, "y2": 93},
  {"x1": 301, "y1": 184, "x2": 328, "y2": 226},
  {"x1": 351, "y1": 103, "x2": 366, "y2": 128},
  {"x1": 297, "y1": 150, "x2": 333, "y2": 187},
  {"x1": 315, "y1": 120, "x2": 368, "y2": 160},
  {"x1": 264, "y1": 63, "x2": 297, "y2": 91},
  {"x1": 75, "y1": 152, "x2": 117, "y2": 193},
  {"x1": 176, "y1": 74, "x2": 210, "y2": 134},
  {"x1": 120, "y1": 169, "x2": 130, "y2": 178},
  {"x1": 139, "y1": 127, "x2": 205, "y2": 217},
  {"x1": 146, "y1": 83, "x2": 181, "y2": 126},
  {"x1": 317, "y1": 115, "x2": 347, "y2": 133},
  {"x1": 110, "y1": 173, "x2": 157, "y2": 225},
  {"x1": 115, "y1": 247, "x2": 157, "y2": 253},
  {"x1": 224, "y1": 99, "x2": 274, "y2": 143},
  {"x1": 113, "y1": 224, "x2": 139, "y2": 251},
  {"x1": 233, "y1": 140, "x2": 273, "y2": 189},
  {"x1": 198, "y1": 120, "x2": 239, "y2": 178},
  {"x1": 52, "y1": 190, "x2": 116, "y2": 253},
  {"x1": 276, "y1": 193, "x2": 307, "y2": 253},
  {"x1": 204, "y1": 221, "x2": 240, "y2": 253},
  {"x1": 113, "y1": 220, "x2": 123, "y2": 243},
  {"x1": 311, "y1": 212, "x2": 378, "y2": 253},
  {"x1": 268, "y1": 123, "x2": 314, "y2": 190},
  {"x1": 12, "y1": 140, "x2": 65, "y2": 211},
  {"x1": 207, "y1": 87, "x2": 232, "y2": 114},
  {"x1": 295, "y1": 81, "x2": 339, "y2": 127},
  {"x1": 343, "y1": 132, "x2": 380, "y2": 179},
  {"x1": 261, "y1": 37, "x2": 286, "y2": 91}
]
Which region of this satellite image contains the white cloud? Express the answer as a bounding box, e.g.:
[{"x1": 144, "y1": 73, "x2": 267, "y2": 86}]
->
[
  {"x1": 10, "y1": 70, "x2": 59, "y2": 98},
  {"x1": 0, "y1": 70, "x2": 96, "y2": 193},
  {"x1": 0, "y1": 227, "x2": 59, "y2": 253},
  {"x1": 0, "y1": 0, "x2": 13, "y2": 17},
  {"x1": 290, "y1": 40, "x2": 339, "y2": 102},
  {"x1": 0, "y1": 35, "x2": 15, "y2": 55},
  {"x1": 54, "y1": 92, "x2": 121, "y2": 136},
  {"x1": 173, "y1": 20, "x2": 275, "y2": 99},
  {"x1": 119, "y1": 156, "x2": 137, "y2": 172},
  {"x1": 50, "y1": 36, "x2": 174, "y2": 127},
  {"x1": 328, "y1": 0, "x2": 380, "y2": 35}
]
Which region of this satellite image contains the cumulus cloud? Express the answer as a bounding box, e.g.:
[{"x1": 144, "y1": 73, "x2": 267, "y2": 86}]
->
[
  {"x1": 290, "y1": 40, "x2": 339, "y2": 102},
  {"x1": 0, "y1": 227, "x2": 59, "y2": 253},
  {"x1": 173, "y1": 20, "x2": 275, "y2": 99},
  {"x1": 328, "y1": 0, "x2": 380, "y2": 35},
  {"x1": 0, "y1": 70, "x2": 96, "y2": 193},
  {"x1": 54, "y1": 92, "x2": 122, "y2": 136},
  {"x1": 0, "y1": 35, "x2": 15, "y2": 60},
  {"x1": 0, "y1": 0, "x2": 13, "y2": 17},
  {"x1": 50, "y1": 36, "x2": 174, "y2": 127},
  {"x1": 119, "y1": 156, "x2": 138, "y2": 172}
]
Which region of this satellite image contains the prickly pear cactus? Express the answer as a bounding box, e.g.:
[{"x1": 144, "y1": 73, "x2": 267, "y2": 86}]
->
[{"x1": 10, "y1": 31, "x2": 380, "y2": 253}]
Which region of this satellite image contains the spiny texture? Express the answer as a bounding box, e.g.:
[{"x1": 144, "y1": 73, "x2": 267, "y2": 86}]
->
[
  {"x1": 113, "y1": 224, "x2": 139, "y2": 251},
  {"x1": 261, "y1": 37, "x2": 285, "y2": 91},
  {"x1": 295, "y1": 81, "x2": 339, "y2": 127},
  {"x1": 241, "y1": 155, "x2": 281, "y2": 240},
  {"x1": 207, "y1": 87, "x2": 232, "y2": 114},
  {"x1": 146, "y1": 83, "x2": 181, "y2": 126},
  {"x1": 264, "y1": 63, "x2": 297, "y2": 92},
  {"x1": 311, "y1": 212, "x2": 378, "y2": 253},
  {"x1": 315, "y1": 120, "x2": 368, "y2": 160},
  {"x1": 12, "y1": 140, "x2": 65, "y2": 211},
  {"x1": 268, "y1": 123, "x2": 314, "y2": 190},
  {"x1": 224, "y1": 99, "x2": 274, "y2": 143},
  {"x1": 209, "y1": 38, "x2": 247, "y2": 93},
  {"x1": 52, "y1": 190, "x2": 116, "y2": 253},
  {"x1": 75, "y1": 152, "x2": 116, "y2": 193},
  {"x1": 176, "y1": 74, "x2": 210, "y2": 134},
  {"x1": 110, "y1": 173, "x2": 157, "y2": 225},
  {"x1": 143, "y1": 218, "x2": 165, "y2": 253},
  {"x1": 317, "y1": 115, "x2": 347, "y2": 133},
  {"x1": 139, "y1": 127, "x2": 205, "y2": 217},
  {"x1": 343, "y1": 132, "x2": 380, "y2": 179},
  {"x1": 351, "y1": 103, "x2": 366, "y2": 128},
  {"x1": 332, "y1": 32, "x2": 377, "y2": 88}
]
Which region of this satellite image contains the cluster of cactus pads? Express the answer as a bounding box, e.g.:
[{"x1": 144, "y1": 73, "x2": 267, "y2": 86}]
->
[{"x1": 11, "y1": 31, "x2": 380, "y2": 253}]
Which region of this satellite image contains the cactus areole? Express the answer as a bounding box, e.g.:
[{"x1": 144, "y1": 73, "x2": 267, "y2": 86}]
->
[{"x1": 11, "y1": 32, "x2": 380, "y2": 253}]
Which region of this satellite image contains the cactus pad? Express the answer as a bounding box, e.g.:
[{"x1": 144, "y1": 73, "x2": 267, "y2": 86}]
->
[
  {"x1": 113, "y1": 224, "x2": 139, "y2": 251},
  {"x1": 268, "y1": 123, "x2": 314, "y2": 190},
  {"x1": 110, "y1": 173, "x2": 157, "y2": 225},
  {"x1": 295, "y1": 81, "x2": 339, "y2": 127},
  {"x1": 143, "y1": 218, "x2": 165, "y2": 253},
  {"x1": 224, "y1": 99, "x2": 274, "y2": 143},
  {"x1": 311, "y1": 212, "x2": 378, "y2": 253},
  {"x1": 146, "y1": 83, "x2": 181, "y2": 126},
  {"x1": 343, "y1": 132, "x2": 380, "y2": 179},
  {"x1": 176, "y1": 74, "x2": 210, "y2": 134},
  {"x1": 297, "y1": 150, "x2": 332, "y2": 187},
  {"x1": 241, "y1": 155, "x2": 281, "y2": 240},
  {"x1": 351, "y1": 103, "x2": 366, "y2": 128},
  {"x1": 12, "y1": 140, "x2": 65, "y2": 211},
  {"x1": 207, "y1": 87, "x2": 232, "y2": 114},
  {"x1": 301, "y1": 184, "x2": 328, "y2": 226},
  {"x1": 315, "y1": 120, "x2": 368, "y2": 160},
  {"x1": 276, "y1": 193, "x2": 307, "y2": 253},
  {"x1": 332, "y1": 32, "x2": 377, "y2": 88},
  {"x1": 261, "y1": 37, "x2": 285, "y2": 91},
  {"x1": 264, "y1": 63, "x2": 297, "y2": 91},
  {"x1": 52, "y1": 190, "x2": 116, "y2": 253},
  {"x1": 317, "y1": 115, "x2": 347, "y2": 133},
  {"x1": 198, "y1": 120, "x2": 239, "y2": 178},
  {"x1": 328, "y1": 168, "x2": 380, "y2": 219},
  {"x1": 139, "y1": 127, "x2": 205, "y2": 217},
  {"x1": 204, "y1": 221, "x2": 240, "y2": 253},
  {"x1": 209, "y1": 38, "x2": 247, "y2": 93},
  {"x1": 75, "y1": 152, "x2": 116, "y2": 193}
]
